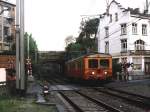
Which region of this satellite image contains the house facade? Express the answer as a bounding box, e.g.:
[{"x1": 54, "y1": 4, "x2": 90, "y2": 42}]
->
[
  {"x1": 0, "y1": 1, "x2": 15, "y2": 51},
  {"x1": 97, "y1": 0, "x2": 150, "y2": 75}
]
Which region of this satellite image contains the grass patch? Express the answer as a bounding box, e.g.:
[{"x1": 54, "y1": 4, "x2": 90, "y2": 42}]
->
[{"x1": 0, "y1": 96, "x2": 58, "y2": 112}]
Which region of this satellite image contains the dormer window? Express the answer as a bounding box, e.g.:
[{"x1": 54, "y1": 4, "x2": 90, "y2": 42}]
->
[
  {"x1": 109, "y1": 14, "x2": 112, "y2": 23},
  {"x1": 115, "y1": 13, "x2": 118, "y2": 21}
]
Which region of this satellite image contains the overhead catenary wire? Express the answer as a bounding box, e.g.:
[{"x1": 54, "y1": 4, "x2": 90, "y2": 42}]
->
[
  {"x1": 98, "y1": 27, "x2": 150, "y2": 47},
  {"x1": 97, "y1": 18, "x2": 150, "y2": 48},
  {"x1": 98, "y1": 18, "x2": 142, "y2": 41},
  {"x1": 79, "y1": 12, "x2": 150, "y2": 50},
  {"x1": 81, "y1": 14, "x2": 143, "y2": 41},
  {"x1": 81, "y1": 10, "x2": 129, "y2": 32}
]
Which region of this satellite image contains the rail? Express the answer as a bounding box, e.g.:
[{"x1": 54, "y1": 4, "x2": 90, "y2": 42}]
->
[
  {"x1": 75, "y1": 91, "x2": 123, "y2": 112},
  {"x1": 94, "y1": 87, "x2": 150, "y2": 110},
  {"x1": 58, "y1": 91, "x2": 84, "y2": 112}
]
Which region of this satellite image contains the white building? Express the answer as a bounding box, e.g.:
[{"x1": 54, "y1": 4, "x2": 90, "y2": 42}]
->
[
  {"x1": 0, "y1": 1, "x2": 15, "y2": 51},
  {"x1": 97, "y1": 0, "x2": 150, "y2": 75}
]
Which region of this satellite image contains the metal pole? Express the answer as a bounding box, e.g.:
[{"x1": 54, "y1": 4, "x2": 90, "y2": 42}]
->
[
  {"x1": 1, "y1": 6, "x2": 4, "y2": 50},
  {"x1": 27, "y1": 34, "x2": 29, "y2": 59},
  {"x1": 35, "y1": 49, "x2": 37, "y2": 63},
  {"x1": 16, "y1": 0, "x2": 20, "y2": 90},
  {"x1": 20, "y1": 0, "x2": 25, "y2": 90}
]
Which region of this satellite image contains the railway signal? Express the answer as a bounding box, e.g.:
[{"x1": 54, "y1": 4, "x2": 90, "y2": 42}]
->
[
  {"x1": 121, "y1": 62, "x2": 134, "y2": 81},
  {"x1": 26, "y1": 58, "x2": 32, "y2": 76}
]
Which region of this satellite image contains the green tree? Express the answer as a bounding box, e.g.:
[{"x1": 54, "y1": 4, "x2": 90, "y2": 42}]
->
[
  {"x1": 65, "y1": 17, "x2": 99, "y2": 58},
  {"x1": 24, "y1": 32, "x2": 38, "y2": 63},
  {"x1": 82, "y1": 18, "x2": 99, "y2": 37},
  {"x1": 79, "y1": 18, "x2": 99, "y2": 51}
]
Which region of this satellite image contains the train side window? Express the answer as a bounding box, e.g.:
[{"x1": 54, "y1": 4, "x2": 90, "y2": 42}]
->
[
  {"x1": 75, "y1": 62, "x2": 78, "y2": 70},
  {"x1": 78, "y1": 61, "x2": 82, "y2": 71},
  {"x1": 100, "y1": 59, "x2": 109, "y2": 68},
  {"x1": 68, "y1": 64, "x2": 70, "y2": 71},
  {"x1": 88, "y1": 59, "x2": 98, "y2": 68},
  {"x1": 77, "y1": 61, "x2": 80, "y2": 70}
]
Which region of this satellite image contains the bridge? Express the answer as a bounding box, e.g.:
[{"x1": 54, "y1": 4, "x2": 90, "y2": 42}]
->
[
  {"x1": 38, "y1": 51, "x2": 66, "y2": 63},
  {"x1": 37, "y1": 51, "x2": 66, "y2": 74}
]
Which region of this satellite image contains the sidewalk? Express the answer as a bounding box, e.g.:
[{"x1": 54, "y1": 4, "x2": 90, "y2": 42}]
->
[
  {"x1": 26, "y1": 81, "x2": 42, "y2": 95},
  {"x1": 116, "y1": 74, "x2": 150, "y2": 81},
  {"x1": 129, "y1": 74, "x2": 150, "y2": 80},
  {"x1": 26, "y1": 79, "x2": 46, "y2": 103}
]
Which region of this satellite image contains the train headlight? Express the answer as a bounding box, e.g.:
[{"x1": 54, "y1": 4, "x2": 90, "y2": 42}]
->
[
  {"x1": 104, "y1": 71, "x2": 107, "y2": 75},
  {"x1": 92, "y1": 71, "x2": 95, "y2": 75}
]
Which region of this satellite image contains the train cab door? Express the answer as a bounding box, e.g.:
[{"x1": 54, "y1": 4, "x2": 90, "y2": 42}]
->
[{"x1": 145, "y1": 62, "x2": 150, "y2": 74}]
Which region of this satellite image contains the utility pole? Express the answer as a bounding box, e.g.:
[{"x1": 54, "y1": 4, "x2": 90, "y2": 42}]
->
[
  {"x1": 20, "y1": 0, "x2": 25, "y2": 90},
  {"x1": 16, "y1": 0, "x2": 25, "y2": 93},
  {"x1": 16, "y1": 0, "x2": 20, "y2": 90}
]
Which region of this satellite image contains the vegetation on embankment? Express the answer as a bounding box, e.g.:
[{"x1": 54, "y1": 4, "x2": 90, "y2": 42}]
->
[{"x1": 0, "y1": 96, "x2": 57, "y2": 112}]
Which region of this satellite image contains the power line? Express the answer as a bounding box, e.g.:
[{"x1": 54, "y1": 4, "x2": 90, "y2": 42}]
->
[
  {"x1": 80, "y1": 10, "x2": 127, "y2": 30},
  {"x1": 99, "y1": 18, "x2": 142, "y2": 41},
  {"x1": 80, "y1": 12, "x2": 141, "y2": 40},
  {"x1": 79, "y1": 12, "x2": 150, "y2": 52},
  {"x1": 98, "y1": 18, "x2": 150, "y2": 49}
]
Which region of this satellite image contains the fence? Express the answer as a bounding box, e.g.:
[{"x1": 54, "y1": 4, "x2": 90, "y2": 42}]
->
[
  {"x1": 0, "y1": 81, "x2": 8, "y2": 96},
  {"x1": 0, "y1": 81, "x2": 15, "y2": 96}
]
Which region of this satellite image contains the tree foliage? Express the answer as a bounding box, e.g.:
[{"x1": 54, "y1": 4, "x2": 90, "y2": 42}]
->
[
  {"x1": 65, "y1": 35, "x2": 75, "y2": 46},
  {"x1": 24, "y1": 32, "x2": 38, "y2": 62},
  {"x1": 82, "y1": 18, "x2": 99, "y2": 36},
  {"x1": 65, "y1": 18, "x2": 99, "y2": 58}
]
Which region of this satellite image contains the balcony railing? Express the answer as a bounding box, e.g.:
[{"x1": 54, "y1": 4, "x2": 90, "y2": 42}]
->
[
  {"x1": 129, "y1": 50, "x2": 150, "y2": 55},
  {"x1": 120, "y1": 49, "x2": 127, "y2": 53}
]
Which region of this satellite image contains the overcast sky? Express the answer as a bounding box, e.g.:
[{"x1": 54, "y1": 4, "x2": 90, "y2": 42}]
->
[{"x1": 8, "y1": 0, "x2": 146, "y2": 51}]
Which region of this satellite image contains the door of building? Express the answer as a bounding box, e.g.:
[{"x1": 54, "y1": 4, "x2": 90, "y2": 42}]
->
[{"x1": 145, "y1": 62, "x2": 150, "y2": 74}]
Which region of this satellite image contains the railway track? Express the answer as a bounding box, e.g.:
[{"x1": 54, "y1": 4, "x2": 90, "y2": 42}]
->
[
  {"x1": 37, "y1": 80, "x2": 148, "y2": 112},
  {"x1": 58, "y1": 90, "x2": 123, "y2": 112},
  {"x1": 38, "y1": 73, "x2": 149, "y2": 111},
  {"x1": 94, "y1": 87, "x2": 150, "y2": 110}
]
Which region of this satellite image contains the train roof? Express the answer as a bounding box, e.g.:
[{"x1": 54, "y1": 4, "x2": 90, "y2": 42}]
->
[
  {"x1": 85, "y1": 53, "x2": 111, "y2": 58},
  {"x1": 66, "y1": 53, "x2": 111, "y2": 63}
]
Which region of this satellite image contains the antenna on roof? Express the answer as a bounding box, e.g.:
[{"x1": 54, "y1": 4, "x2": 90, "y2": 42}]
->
[
  {"x1": 106, "y1": 0, "x2": 110, "y2": 14},
  {"x1": 144, "y1": 0, "x2": 150, "y2": 14}
]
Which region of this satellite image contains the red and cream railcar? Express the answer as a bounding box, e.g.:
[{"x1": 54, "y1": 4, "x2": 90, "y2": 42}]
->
[{"x1": 65, "y1": 53, "x2": 112, "y2": 80}]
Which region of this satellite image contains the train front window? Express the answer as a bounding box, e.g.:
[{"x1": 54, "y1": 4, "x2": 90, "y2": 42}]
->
[
  {"x1": 88, "y1": 59, "x2": 98, "y2": 68},
  {"x1": 100, "y1": 59, "x2": 109, "y2": 68}
]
